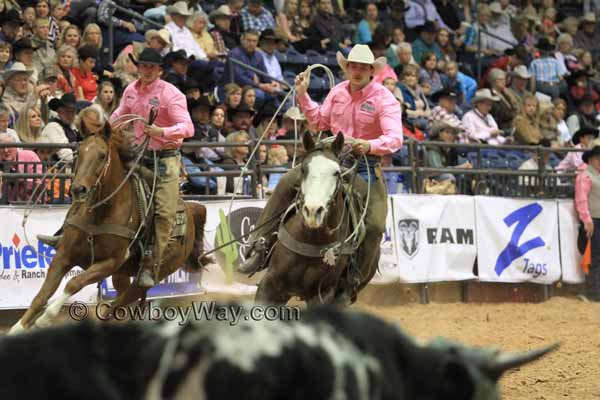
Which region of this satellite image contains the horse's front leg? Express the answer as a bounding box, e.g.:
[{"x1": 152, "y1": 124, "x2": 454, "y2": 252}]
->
[
  {"x1": 9, "y1": 251, "x2": 72, "y2": 334},
  {"x1": 34, "y1": 255, "x2": 125, "y2": 329},
  {"x1": 255, "y1": 272, "x2": 291, "y2": 306}
]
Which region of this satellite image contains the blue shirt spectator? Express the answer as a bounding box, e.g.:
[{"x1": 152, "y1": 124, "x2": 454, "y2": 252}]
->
[{"x1": 240, "y1": 1, "x2": 276, "y2": 34}]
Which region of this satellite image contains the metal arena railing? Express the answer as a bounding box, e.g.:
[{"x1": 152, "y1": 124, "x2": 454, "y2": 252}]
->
[{"x1": 0, "y1": 140, "x2": 582, "y2": 205}]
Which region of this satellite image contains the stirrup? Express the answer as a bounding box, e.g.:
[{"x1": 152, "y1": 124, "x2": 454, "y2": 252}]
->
[{"x1": 237, "y1": 238, "x2": 269, "y2": 274}]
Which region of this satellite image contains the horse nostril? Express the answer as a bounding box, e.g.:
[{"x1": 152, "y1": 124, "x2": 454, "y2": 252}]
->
[
  {"x1": 303, "y1": 206, "x2": 309, "y2": 216},
  {"x1": 316, "y1": 207, "x2": 324, "y2": 219}
]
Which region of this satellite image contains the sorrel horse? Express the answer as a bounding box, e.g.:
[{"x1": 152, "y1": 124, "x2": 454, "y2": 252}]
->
[
  {"x1": 9, "y1": 123, "x2": 208, "y2": 333},
  {"x1": 254, "y1": 132, "x2": 376, "y2": 306}
]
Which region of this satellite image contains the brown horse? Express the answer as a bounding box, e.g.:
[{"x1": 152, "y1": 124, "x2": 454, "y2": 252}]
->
[
  {"x1": 9, "y1": 123, "x2": 208, "y2": 333},
  {"x1": 255, "y1": 132, "x2": 377, "y2": 306}
]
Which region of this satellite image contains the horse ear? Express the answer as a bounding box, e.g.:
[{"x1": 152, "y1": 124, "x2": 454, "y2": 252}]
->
[
  {"x1": 302, "y1": 131, "x2": 315, "y2": 152},
  {"x1": 331, "y1": 132, "x2": 345, "y2": 154},
  {"x1": 102, "y1": 122, "x2": 112, "y2": 140}
]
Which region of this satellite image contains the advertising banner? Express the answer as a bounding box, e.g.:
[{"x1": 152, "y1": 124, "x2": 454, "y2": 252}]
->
[{"x1": 558, "y1": 200, "x2": 586, "y2": 284}]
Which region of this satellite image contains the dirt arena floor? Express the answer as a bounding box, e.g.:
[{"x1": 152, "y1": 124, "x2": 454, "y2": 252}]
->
[{"x1": 1, "y1": 286, "x2": 599, "y2": 399}]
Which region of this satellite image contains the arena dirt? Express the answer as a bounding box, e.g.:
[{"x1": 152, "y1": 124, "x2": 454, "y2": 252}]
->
[{"x1": 1, "y1": 294, "x2": 598, "y2": 399}]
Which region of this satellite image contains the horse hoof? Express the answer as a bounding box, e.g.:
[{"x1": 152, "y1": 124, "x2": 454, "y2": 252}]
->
[
  {"x1": 34, "y1": 314, "x2": 53, "y2": 329},
  {"x1": 7, "y1": 320, "x2": 26, "y2": 335}
]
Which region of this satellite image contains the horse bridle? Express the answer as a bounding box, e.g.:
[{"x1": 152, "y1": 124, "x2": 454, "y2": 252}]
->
[{"x1": 72, "y1": 136, "x2": 113, "y2": 204}]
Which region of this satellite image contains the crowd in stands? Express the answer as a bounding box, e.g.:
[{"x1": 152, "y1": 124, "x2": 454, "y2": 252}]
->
[{"x1": 0, "y1": 0, "x2": 597, "y2": 203}]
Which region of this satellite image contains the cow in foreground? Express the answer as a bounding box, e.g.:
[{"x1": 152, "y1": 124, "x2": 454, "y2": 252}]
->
[{"x1": 0, "y1": 305, "x2": 557, "y2": 400}]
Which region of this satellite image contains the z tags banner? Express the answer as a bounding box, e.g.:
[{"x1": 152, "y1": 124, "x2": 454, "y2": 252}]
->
[
  {"x1": 558, "y1": 200, "x2": 586, "y2": 284},
  {"x1": 392, "y1": 194, "x2": 477, "y2": 283},
  {"x1": 476, "y1": 197, "x2": 561, "y2": 284}
]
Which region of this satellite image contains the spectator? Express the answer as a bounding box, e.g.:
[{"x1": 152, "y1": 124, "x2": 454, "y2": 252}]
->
[
  {"x1": 113, "y1": 48, "x2": 138, "y2": 88},
  {"x1": 276, "y1": 0, "x2": 302, "y2": 43},
  {"x1": 305, "y1": 0, "x2": 350, "y2": 53},
  {"x1": 442, "y1": 61, "x2": 476, "y2": 109},
  {"x1": 31, "y1": 18, "x2": 55, "y2": 74},
  {"x1": 165, "y1": 1, "x2": 207, "y2": 60},
  {"x1": 462, "y1": 89, "x2": 506, "y2": 145},
  {"x1": 389, "y1": 42, "x2": 414, "y2": 71},
  {"x1": 513, "y1": 93, "x2": 542, "y2": 145},
  {"x1": 498, "y1": 0, "x2": 517, "y2": 17},
  {"x1": 266, "y1": 144, "x2": 288, "y2": 192},
  {"x1": 549, "y1": 98, "x2": 571, "y2": 145},
  {"x1": 22, "y1": 6, "x2": 35, "y2": 39},
  {"x1": 258, "y1": 28, "x2": 284, "y2": 83},
  {"x1": 57, "y1": 24, "x2": 80, "y2": 49},
  {"x1": 13, "y1": 39, "x2": 37, "y2": 84},
  {"x1": 96, "y1": 0, "x2": 144, "y2": 53},
  {"x1": 211, "y1": 105, "x2": 227, "y2": 136},
  {"x1": 574, "y1": 144, "x2": 600, "y2": 301},
  {"x1": 209, "y1": 5, "x2": 237, "y2": 57},
  {"x1": 0, "y1": 9, "x2": 23, "y2": 44},
  {"x1": 182, "y1": 79, "x2": 201, "y2": 101},
  {"x1": 429, "y1": 88, "x2": 468, "y2": 141},
  {"x1": 518, "y1": 139, "x2": 553, "y2": 187},
  {"x1": 228, "y1": 104, "x2": 258, "y2": 139},
  {"x1": 3, "y1": 62, "x2": 44, "y2": 119},
  {"x1": 555, "y1": 33, "x2": 579, "y2": 76},
  {"x1": 0, "y1": 104, "x2": 18, "y2": 143},
  {"x1": 71, "y1": 45, "x2": 98, "y2": 102},
  {"x1": 75, "y1": 103, "x2": 106, "y2": 138},
  {"x1": 574, "y1": 12, "x2": 600, "y2": 58},
  {"x1": 557, "y1": 127, "x2": 598, "y2": 172},
  {"x1": 277, "y1": 105, "x2": 306, "y2": 138},
  {"x1": 81, "y1": 23, "x2": 112, "y2": 79},
  {"x1": 380, "y1": 0, "x2": 406, "y2": 38},
  {"x1": 510, "y1": 65, "x2": 534, "y2": 101},
  {"x1": 568, "y1": 70, "x2": 600, "y2": 110},
  {"x1": 481, "y1": 45, "x2": 529, "y2": 87},
  {"x1": 221, "y1": 130, "x2": 250, "y2": 193},
  {"x1": 488, "y1": 68, "x2": 521, "y2": 132},
  {"x1": 224, "y1": 83, "x2": 243, "y2": 113},
  {"x1": 0, "y1": 41, "x2": 11, "y2": 74},
  {"x1": 41, "y1": 93, "x2": 78, "y2": 162},
  {"x1": 530, "y1": 37, "x2": 564, "y2": 99},
  {"x1": 0, "y1": 132, "x2": 42, "y2": 203},
  {"x1": 186, "y1": 95, "x2": 225, "y2": 162},
  {"x1": 145, "y1": 29, "x2": 172, "y2": 57},
  {"x1": 435, "y1": 28, "x2": 455, "y2": 69},
  {"x1": 256, "y1": 115, "x2": 278, "y2": 140},
  {"x1": 227, "y1": 0, "x2": 246, "y2": 40},
  {"x1": 485, "y1": 2, "x2": 517, "y2": 54},
  {"x1": 404, "y1": 0, "x2": 445, "y2": 37},
  {"x1": 240, "y1": 0, "x2": 275, "y2": 34},
  {"x1": 464, "y1": 4, "x2": 497, "y2": 58},
  {"x1": 382, "y1": 77, "x2": 403, "y2": 101},
  {"x1": 227, "y1": 30, "x2": 281, "y2": 109},
  {"x1": 242, "y1": 86, "x2": 257, "y2": 110},
  {"x1": 56, "y1": 45, "x2": 76, "y2": 94},
  {"x1": 94, "y1": 80, "x2": 118, "y2": 117},
  {"x1": 49, "y1": 0, "x2": 66, "y2": 45},
  {"x1": 16, "y1": 104, "x2": 44, "y2": 144},
  {"x1": 35, "y1": 0, "x2": 58, "y2": 45},
  {"x1": 39, "y1": 65, "x2": 63, "y2": 101},
  {"x1": 418, "y1": 51, "x2": 443, "y2": 96},
  {"x1": 538, "y1": 100, "x2": 561, "y2": 145},
  {"x1": 355, "y1": 2, "x2": 380, "y2": 45},
  {"x1": 398, "y1": 64, "x2": 430, "y2": 131},
  {"x1": 560, "y1": 16, "x2": 579, "y2": 38},
  {"x1": 425, "y1": 121, "x2": 472, "y2": 185},
  {"x1": 433, "y1": 0, "x2": 461, "y2": 32},
  {"x1": 188, "y1": 11, "x2": 218, "y2": 61},
  {"x1": 411, "y1": 21, "x2": 443, "y2": 65},
  {"x1": 567, "y1": 95, "x2": 599, "y2": 134},
  {"x1": 164, "y1": 50, "x2": 193, "y2": 92}
]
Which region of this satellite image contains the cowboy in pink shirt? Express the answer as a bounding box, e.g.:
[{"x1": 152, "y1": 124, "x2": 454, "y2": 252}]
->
[
  {"x1": 557, "y1": 128, "x2": 598, "y2": 171},
  {"x1": 575, "y1": 145, "x2": 600, "y2": 300},
  {"x1": 111, "y1": 48, "x2": 194, "y2": 287},
  {"x1": 238, "y1": 45, "x2": 403, "y2": 302}
]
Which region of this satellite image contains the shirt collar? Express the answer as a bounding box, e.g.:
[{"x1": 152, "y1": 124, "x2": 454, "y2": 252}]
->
[
  {"x1": 134, "y1": 78, "x2": 162, "y2": 92},
  {"x1": 346, "y1": 80, "x2": 375, "y2": 97}
]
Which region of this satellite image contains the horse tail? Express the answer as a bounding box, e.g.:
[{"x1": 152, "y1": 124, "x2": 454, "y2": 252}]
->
[{"x1": 186, "y1": 201, "x2": 213, "y2": 270}]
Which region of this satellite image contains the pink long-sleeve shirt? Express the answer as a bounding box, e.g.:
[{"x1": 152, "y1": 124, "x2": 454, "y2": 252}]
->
[
  {"x1": 111, "y1": 78, "x2": 194, "y2": 151},
  {"x1": 297, "y1": 80, "x2": 403, "y2": 156},
  {"x1": 557, "y1": 144, "x2": 584, "y2": 171},
  {"x1": 575, "y1": 163, "x2": 595, "y2": 224}
]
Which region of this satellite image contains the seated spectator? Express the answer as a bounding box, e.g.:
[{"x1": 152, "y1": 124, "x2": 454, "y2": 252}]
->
[
  {"x1": 240, "y1": 0, "x2": 275, "y2": 34},
  {"x1": 186, "y1": 95, "x2": 225, "y2": 163},
  {"x1": 404, "y1": 0, "x2": 445, "y2": 39},
  {"x1": 574, "y1": 12, "x2": 600, "y2": 57},
  {"x1": 224, "y1": 82, "x2": 243, "y2": 113},
  {"x1": 429, "y1": 88, "x2": 468, "y2": 142},
  {"x1": 242, "y1": 86, "x2": 257, "y2": 110},
  {"x1": 555, "y1": 33, "x2": 580, "y2": 75},
  {"x1": 182, "y1": 79, "x2": 201, "y2": 101},
  {"x1": 31, "y1": 18, "x2": 55, "y2": 74},
  {"x1": 305, "y1": 0, "x2": 350, "y2": 53},
  {"x1": 398, "y1": 64, "x2": 431, "y2": 132},
  {"x1": 557, "y1": 127, "x2": 599, "y2": 171},
  {"x1": 389, "y1": 42, "x2": 415, "y2": 73},
  {"x1": 56, "y1": 45, "x2": 77, "y2": 94},
  {"x1": 0, "y1": 41, "x2": 11, "y2": 74},
  {"x1": 382, "y1": 77, "x2": 403, "y2": 102},
  {"x1": 568, "y1": 70, "x2": 600, "y2": 111},
  {"x1": 276, "y1": 0, "x2": 302, "y2": 43},
  {"x1": 266, "y1": 144, "x2": 289, "y2": 192},
  {"x1": 113, "y1": 48, "x2": 139, "y2": 89},
  {"x1": 96, "y1": 0, "x2": 144, "y2": 54},
  {"x1": 0, "y1": 104, "x2": 18, "y2": 143},
  {"x1": 435, "y1": 28, "x2": 455, "y2": 69},
  {"x1": 227, "y1": 104, "x2": 258, "y2": 139},
  {"x1": 546, "y1": 98, "x2": 571, "y2": 145},
  {"x1": 13, "y1": 38, "x2": 38, "y2": 84},
  {"x1": 0, "y1": 9, "x2": 23, "y2": 45},
  {"x1": 355, "y1": 2, "x2": 380, "y2": 45},
  {"x1": 481, "y1": 45, "x2": 529, "y2": 87},
  {"x1": 39, "y1": 65, "x2": 63, "y2": 102},
  {"x1": 16, "y1": 104, "x2": 44, "y2": 144},
  {"x1": 258, "y1": 28, "x2": 284, "y2": 83},
  {"x1": 538, "y1": 99, "x2": 561, "y2": 146},
  {"x1": 256, "y1": 115, "x2": 278, "y2": 140},
  {"x1": 418, "y1": 51, "x2": 443, "y2": 96},
  {"x1": 41, "y1": 93, "x2": 78, "y2": 163},
  {"x1": 441, "y1": 61, "x2": 476, "y2": 109},
  {"x1": 188, "y1": 11, "x2": 218, "y2": 61},
  {"x1": 518, "y1": 139, "x2": 553, "y2": 187},
  {"x1": 165, "y1": 1, "x2": 207, "y2": 60},
  {"x1": 514, "y1": 94, "x2": 543, "y2": 145},
  {"x1": 510, "y1": 65, "x2": 534, "y2": 101},
  {"x1": 462, "y1": 89, "x2": 507, "y2": 145},
  {"x1": 3, "y1": 62, "x2": 45, "y2": 120},
  {"x1": 71, "y1": 45, "x2": 98, "y2": 102},
  {"x1": 0, "y1": 132, "x2": 42, "y2": 203},
  {"x1": 433, "y1": 0, "x2": 461, "y2": 32},
  {"x1": 94, "y1": 80, "x2": 118, "y2": 118},
  {"x1": 58, "y1": 24, "x2": 80, "y2": 49},
  {"x1": 75, "y1": 104, "x2": 107, "y2": 138},
  {"x1": 411, "y1": 21, "x2": 443, "y2": 65},
  {"x1": 221, "y1": 130, "x2": 251, "y2": 194},
  {"x1": 530, "y1": 37, "x2": 565, "y2": 100},
  {"x1": 424, "y1": 121, "x2": 472, "y2": 187},
  {"x1": 209, "y1": 5, "x2": 237, "y2": 58},
  {"x1": 144, "y1": 29, "x2": 172, "y2": 57},
  {"x1": 464, "y1": 4, "x2": 498, "y2": 59},
  {"x1": 488, "y1": 68, "x2": 521, "y2": 132},
  {"x1": 211, "y1": 105, "x2": 227, "y2": 136},
  {"x1": 164, "y1": 49, "x2": 193, "y2": 92},
  {"x1": 485, "y1": 2, "x2": 518, "y2": 54},
  {"x1": 21, "y1": 6, "x2": 36, "y2": 39},
  {"x1": 567, "y1": 95, "x2": 599, "y2": 134}
]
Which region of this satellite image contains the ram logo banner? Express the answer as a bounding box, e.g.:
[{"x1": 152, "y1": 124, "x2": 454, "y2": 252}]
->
[
  {"x1": 398, "y1": 218, "x2": 419, "y2": 259},
  {"x1": 494, "y1": 203, "x2": 545, "y2": 276}
]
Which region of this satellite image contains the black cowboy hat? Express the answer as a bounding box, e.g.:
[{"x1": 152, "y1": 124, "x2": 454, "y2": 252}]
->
[
  {"x1": 164, "y1": 49, "x2": 195, "y2": 65},
  {"x1": 187, "y1": 94, "x2": 215, "y2": 112},
  {"x1": 48, "y1": 93, "x2": 77, "y2": 111},
  {"x1": 183, "y1": 78, "x2": 200, "y2": 92},
  {"x1": 536, "y1": 37, "x2": 554, "y2": 52},
  {"x1": 0, "y1": 9, "x2": 23, "y2": 26},
  {"x1": 576, "y1": 94, "x2": 595, "y2": 107},
  {"x1": 583, "y1": 145, "x2": 600, "y2": 163},
  {"x1": 572, "y1": 127, "x2": 599, "y2": 145},
  {"x1": 260, "y1": 28, "x2": 281, "y2": 43},
  {"x1": 416, "y1": 21, "x2": 438, "y2": 34},
  {"x1": 567, "y1": 69, "x2": 594, "y2": 86},
  {"x1": 227, "y1": 103, "x2": 256, "y2": 120},
  {"x1": 431, "y1": 87, "x2": 458, "y2": 103},
  {"x1": 12, "y1": 38, "x2": 33, "y2": 54},
  {"x1": 128, "y1": 48, "x2": 163, "y2": 66}
]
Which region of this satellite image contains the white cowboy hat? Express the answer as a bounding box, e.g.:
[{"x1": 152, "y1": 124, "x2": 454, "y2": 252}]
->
[
  {"x1": 336, "y1": 44, "x2": 387, "y2": 76},
  {"x1": 472, "y1": 89, "x2": 500, "y2": 104},
  {"x1": 3, "y1": 62, "x2": 33, "y2": 81},
  {"x1": 489, "y1": 2, "x2": 504, "y2": 14},
  {"x1": 145, "y1": 28, "x2": 172, "y2": 47},
  {"x1": 166, "y1": 1, "x2": 192, "y2": 16},
  {"x1": 511, "y1": 65, "x2": 532, "y2": 79},
  {"x1": 209, "y1": 5, "x2": 233, "y2": 22},
  {"x1": 283, "y1": 106, "x2": 305, "y2": 121},
  {"x1": 583, "y1": 12, "x2": 597, "y2": 23}
]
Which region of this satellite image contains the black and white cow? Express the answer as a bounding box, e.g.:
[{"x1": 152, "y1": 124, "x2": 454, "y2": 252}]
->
[{"x1": 0, "y1": 304, "x2": 557, "y2": 400}]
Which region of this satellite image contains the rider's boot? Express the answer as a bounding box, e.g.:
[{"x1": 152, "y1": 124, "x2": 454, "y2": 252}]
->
[
  {"x1": 136, "y1": 251, "x2": 157, "y2": 288},
  {"x1": 37, "y1": 234, "x2": 62, "y2": 247},
  {"x1": 237, "y1": 237, "x2": 271, "y2": 274}
]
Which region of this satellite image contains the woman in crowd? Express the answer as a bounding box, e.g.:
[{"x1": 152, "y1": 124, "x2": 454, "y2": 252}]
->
[
  {"x1": 55, "y1": 44, "x2": 76, "y2": 94},
  {"x1": 242, "y1": 85, "x2": 256, "y2": 110},
  {"x1": 488, "y1": 68, "x2": 521, "y2": 132},
  {"x1": 188, "y1": 11, "x2": 218, "y2": 60},
  {"x1": 81, "y1": 23, "x2": 112, "y2": 78},
  {"x1": 71, "y1": 45, "x2": 98, "y2": 102},
  {"x1": 15, "y1": 104, "x2": 44, "y2": 143},
  {"x1": 513, "y1": 94, "x2": 543, "y2": 145},
  {"x1": 94, "y1": 80, "x2": 118, "y2": 117},
  {"x1": 58, "y1": 24, "x2": 80, "y2": 49},
  {"x1": 276, "y1": 0, "x2": 302, "y2": 43},
  {"x1": 436, "y1": 28, "x2": 456, "y2": 69},
  {"x1": 224, "y1": 83, "x2": 242, "y2": 111},
  {"x1": 355, "y1": 2, "x2": 379, "y2": 45},
  {"x1": 221, "y1": 130, "x2": 250, "y2": 194},
  {"x1": 0, "y1": 41, "x2": 11, "y2": 73},
  {"x1": 398, "y1": 64, "x2": 431, "y2": 132},
  {"x1": 418, "y1": 51, "x2": 443, "y2": 96},
  {"x1": 113, "y1": 48, "x2": 138, "y2": 88}
]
